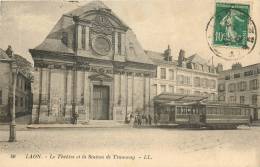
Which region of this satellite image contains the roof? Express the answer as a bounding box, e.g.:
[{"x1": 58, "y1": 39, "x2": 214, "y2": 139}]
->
[
  {"x1": 0, "y1": 48, "x2": 33, "y2": 79},
  {"x1": 145, "y1": 50, "x2": 177, "y2": 65},
  {"x1": 186, "y1": 54, "x2": 210, "y2": 65},
  {"x1": 0, "y1": 48, "x2": 11, "y2": 61},
  {"x1": 32, "y1": 0, "x2": 154, "y2": 66},
  {"x1": 65, "y1": 0, "x2": 128, "y2": 28},
  {"x1": 154, "y1": 93, "x2": 208, "y2": 105},
  {"x1": 13, "y1": 54, "x2": 33, "y2": 79}
]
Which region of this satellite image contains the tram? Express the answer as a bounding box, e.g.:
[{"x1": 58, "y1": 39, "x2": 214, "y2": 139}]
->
[{"x1": 153, "y1": 93, "x2": 251, "y2": 129}]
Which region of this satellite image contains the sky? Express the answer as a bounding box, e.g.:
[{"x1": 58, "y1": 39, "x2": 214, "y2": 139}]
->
[{"x1": 0, "y1": 0, "x2": 259, "y2": 69}]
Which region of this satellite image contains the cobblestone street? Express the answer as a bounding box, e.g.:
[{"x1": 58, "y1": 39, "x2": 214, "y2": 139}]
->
[{"x1": 0, "y1": 126, "x2": 260, "y2": 167}]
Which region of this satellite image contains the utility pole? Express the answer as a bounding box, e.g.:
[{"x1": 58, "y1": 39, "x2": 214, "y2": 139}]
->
[{"x1": 9, "y1": 62, "x2": 18, "y2": 142}]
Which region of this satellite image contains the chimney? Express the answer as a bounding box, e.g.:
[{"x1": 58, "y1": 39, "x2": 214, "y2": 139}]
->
[
  {"x1": 6, "y1": 45, "x2": 13, "y2": 58},
  {"x1": 216, "y1": 63, "x2": 223, "y2": 73},
  {"x1": 164, "y1": 45, "x2": 172, "y2": 61},
  {"x1": 178, "y1": 49, "x2": 185, "y2": 66}
]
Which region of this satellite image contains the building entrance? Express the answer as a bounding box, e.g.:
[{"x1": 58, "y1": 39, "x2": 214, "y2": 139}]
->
[{"x1": 93, "y1": 85, "x2": 109, "y2": 120}]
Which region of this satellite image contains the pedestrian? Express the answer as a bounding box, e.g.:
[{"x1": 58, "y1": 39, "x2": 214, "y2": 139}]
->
[
  {"x1": 148, "y1": 114, "x2": 152, "y2": 125},
  {"x1": 250, "y1": 115, "x2": 253, "y2": 125},
  {"x1": 137, "y1": 113, "x2": 142, "y2": 125},
  {"x1": 142, "y1": 113, "x2": 147, "y2": 125},
  {"x1": 73, "y1": 110, "x2": 79, "y2": 124},
  {"x1": 154, "y1": 113, "x2": 158, "y2": 125}
]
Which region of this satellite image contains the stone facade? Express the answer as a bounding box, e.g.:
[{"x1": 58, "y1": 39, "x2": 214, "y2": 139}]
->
[
  {"x1": 29, "y1": 1, "x2": 156, "y2": 124},
  {"x1": 218, "y1": 63, "x2": 260, "y2": 120},
  {"x1": 146, "y1": 47, "x2": 218, "y2": 101}
]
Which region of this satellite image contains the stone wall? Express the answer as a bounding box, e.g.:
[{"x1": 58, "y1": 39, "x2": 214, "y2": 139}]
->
[{"x1": 31, "y1": 65, "x2": 153, "y2": 124}]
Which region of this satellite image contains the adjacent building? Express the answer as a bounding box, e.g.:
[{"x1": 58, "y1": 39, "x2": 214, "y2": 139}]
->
[
  {"x1": 0, "y1": 46, "x2": 33, "y2": 122},
  {"x1": 146, "y1": 47, "x2": 218, "y2": 101},
  {"x1": 29, "y1": 1, "x2": 156, "y2": 124},
  {"x1": 218, "y1": 63, "x2": 260, "y2": 120}
]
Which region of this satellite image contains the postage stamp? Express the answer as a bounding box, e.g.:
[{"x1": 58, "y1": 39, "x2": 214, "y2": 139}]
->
[
  {"x1": 213, "y1": 3, "x2": 250, "y2": 48},
  {"x1": 206, "y1": 2, "x2": 257, "y2": 61}
]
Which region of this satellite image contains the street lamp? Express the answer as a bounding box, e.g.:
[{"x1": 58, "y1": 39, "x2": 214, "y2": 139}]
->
[{"x1": 9, "y1": 62, "x2": 18, "y2": 142}]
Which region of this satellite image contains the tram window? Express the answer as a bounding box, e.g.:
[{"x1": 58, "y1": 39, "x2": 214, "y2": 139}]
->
[
  {"x1": 232, "y1": 108, "x2": 238, "y2": 115},
  {"x1": 221, "y1": 108, "x2": 224, "y2": 115},
  {"x1": 182, "y1": 108, "x2": 186, "y2": 115},
  {"x1": 177, "y1": 107, "x2": 181, "y2": 114},
  {"x1": 245, "y1": 109, "x2": 250, "y2": 115},
  {"x1": 187, "y1": 108, "x2": 191, "y2": 114},
  {"x1": 207, "y1": 108, "x2": 211, "y2": 115},
  {"x1": 238, "y1": 109, "x2": 241, "y2": 115},
  {"x1": 208, "y1": 108, "x2": 213, "y2": 115},
  {"x1": 224, "y1": 108, "x2": 229, "y2": 115},
  {"x1": 213, "y1": 108, "x2": 217, "y2": 115},
  {"x1": 241, "y1": 109, "x2": 245, "y2": 115}
]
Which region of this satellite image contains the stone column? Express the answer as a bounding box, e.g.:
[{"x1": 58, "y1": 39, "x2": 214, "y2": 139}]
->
[
  {"x1": 77, "y1": 25, "x2": 82, "y2": 50},
  {"x1": 85, "y1": 26, "x2": 90, "y2": 50},
  {"x1": 121, "y1": 33, "x2": 125, "y2": 56},
  {"x1": 114, "y1": 32, "x2": 118, "y2": 55}
]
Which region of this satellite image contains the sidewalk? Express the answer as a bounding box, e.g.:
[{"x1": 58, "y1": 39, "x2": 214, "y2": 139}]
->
[
  {"x1": 252, "y1": 120, "x2": 260, "y2": 127},
  {"x1": 27, "y1": 123, "x2": 131, "y2": 129}
]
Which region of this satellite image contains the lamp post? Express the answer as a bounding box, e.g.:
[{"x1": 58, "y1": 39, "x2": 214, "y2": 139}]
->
[{"x1": 9, "y1": 62, "x2": 18, "y2": 142}]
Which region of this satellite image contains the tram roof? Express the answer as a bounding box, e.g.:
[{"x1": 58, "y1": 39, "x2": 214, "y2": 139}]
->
[
  {"x1": 154, "y1": 93, "x2": 208, "y2": 104},
  {"x1": 154, "y1": 93, "x2": 251, "y2": 107}
]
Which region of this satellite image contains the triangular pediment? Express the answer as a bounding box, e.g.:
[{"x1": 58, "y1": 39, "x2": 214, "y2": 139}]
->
[
  {"x1": 89, "y1": 73, "x2": 113, "y2": 81},
  {"x1": 66, "y1": 1, "x2": 128, "y2": 30}
]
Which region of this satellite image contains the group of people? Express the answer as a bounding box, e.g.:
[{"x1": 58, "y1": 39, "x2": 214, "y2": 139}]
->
[{"x1": 126, "y1": 112, "x2": 153, "y2": 126}]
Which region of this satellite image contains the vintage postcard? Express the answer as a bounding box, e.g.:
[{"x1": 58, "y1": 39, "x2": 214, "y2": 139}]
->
[{"x1": 0, "y1": 0, "x2": 259, "y2": 167}]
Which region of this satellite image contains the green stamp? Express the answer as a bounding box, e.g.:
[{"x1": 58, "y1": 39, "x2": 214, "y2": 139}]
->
[{"x1": 213, "y1": 3, "x2": 250, "y2": 48}]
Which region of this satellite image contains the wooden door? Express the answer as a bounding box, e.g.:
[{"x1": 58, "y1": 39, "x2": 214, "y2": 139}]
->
[{"x1": 93, "y1": 85, "x2": 109, "y2": 120}]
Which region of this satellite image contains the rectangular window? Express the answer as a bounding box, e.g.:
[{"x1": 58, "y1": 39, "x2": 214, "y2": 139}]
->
[
  {"x1": 252, "y1": 94, "x2": 257, "y2": 105},
  {"x1": 21, "y1": 97, "x2": 23, "y2": 107},
  {"x1": 229, "y1": 96, "x2": 236, "y2": 104},
  {"x1": 225, "y1": 75, "x2": 230, "y2": 80},
  {"x1": 185, "y1": 76, "x2": 191, "y2": 85},
  {"x1": 240, "y1": 96, "x2": 245, "y2": 104},
  {"x1": 234, "y1": 73, "x2": 240, "y2": 78},
  {"x1": 177, "y1": 75, "x2": 183, "y2": 84},
  {"x1": 160, "y1": 68, "x2": 166, "y2": 79},
  {"x1": 82, "y1": 25, "x2": 86, "y2": 50},
  {"x1": 218, "y1": 95, "x2": 225, "y2": 101},
  {"x1": 201, "y1": 78, "x2": 206, "y2": 88},
  {"x1": 250, "y1": 79, "x2": 258, "y2": 90},
  {"x1": 0, "y1": 89, "x2": 2, "y2": 105},
  {"x1": 244, "y1": 70, "x2": 254, "y2": 77},
  {"x1": 169, "y1": 86, "x2": 174, "y2": 93},
  {"x1": 210, "y1": 80, "x2": 216, "y2": 89},
  {"x1": 169, "y1": 69, "x2": 174, "y2": 80},
  {"x1": 228, "y1": 83, "x2": 236, "y2": 92},
  {"x1": 177, "y1": 88, "x2": 184, "y2": 94},
  {"x1": 160, "y1": 85, "x2": 166, "y2": 93},
  {"x1": 194, "y1": 77, "x2": 200, "y2": 87}
]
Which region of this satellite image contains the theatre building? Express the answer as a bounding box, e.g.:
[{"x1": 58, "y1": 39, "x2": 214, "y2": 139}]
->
[{"x1": 29, "y1": 1, "x2": 156, "y2": 123}]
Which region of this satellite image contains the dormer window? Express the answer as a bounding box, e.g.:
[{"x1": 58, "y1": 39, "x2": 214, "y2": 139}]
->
[{"x1": 61, "y1": 32, "x2": 68, "y2": 46}]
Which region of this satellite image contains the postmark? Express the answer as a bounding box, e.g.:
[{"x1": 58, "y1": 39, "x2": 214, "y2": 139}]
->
[{"x1": 206, "y1": 2, "x2": 257, "y2": 61}]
